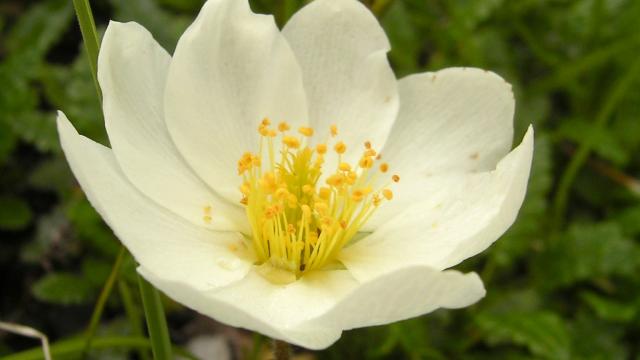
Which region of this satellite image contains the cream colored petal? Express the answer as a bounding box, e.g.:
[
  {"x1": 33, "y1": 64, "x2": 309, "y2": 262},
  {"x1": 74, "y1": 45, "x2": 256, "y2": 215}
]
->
[
  {"x1": 382, "y1": 68, "x2": 515, "y2": 178},
  {"x1": 99, "y1": 21, "x2": 244, "y2": 231},
  {"x1": 140, "y1": 264, "x2": 484, "y2": 350},
  {"x1": 57, "y1": 112, "x2": 251, "y2": 290},
  {"x1": 343, "y1": 127, "x2": 534, "y2": 280},
  {"x1": 282, "y1": 0, "x2": 398, "y2": 166},
  {"x1": 165, "y1": 0, "x2": 308, "y2": 202}
]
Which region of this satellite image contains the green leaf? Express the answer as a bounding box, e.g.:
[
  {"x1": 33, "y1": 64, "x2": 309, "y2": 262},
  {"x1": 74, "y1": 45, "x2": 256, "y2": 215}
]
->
[
  {"x1": 476, "y1": 311, "x2": 571, "y2": 359},
  {"x1": 8, "y1": 111, "x2": 60, "y2": 153},
  {"x1": 0, "y1": 196, "x2": 32, "y2": 230},
  {"x1": 5, "y1": 0, "x2": 73, "y2": 56},
  {"x1": 536, "y1": 222, "x2": 640, "y2": 289},
  {"x1": 580, "y1": 292, "x2": 637, "y2": 323},
  {"x1": 555, "y1": 118, "x2": 629, "y2": 166},
  {"x1": 32, "y1": 272, "x2": 95, "y2": 305},
  {"x1": 613, "y1": 204, "x2": 640, "y2": 237}
]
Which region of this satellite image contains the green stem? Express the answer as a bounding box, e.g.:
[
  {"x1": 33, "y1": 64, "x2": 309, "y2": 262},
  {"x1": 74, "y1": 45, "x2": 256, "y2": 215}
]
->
[
  {"x1": 4, "y1": 336, "x2": 197, "y2": 360},
  {"x1": 138, "y1": 275, "x2": 173, "y2": 360},
  {"x1": 551, "y1": 57, "x2": 640, "y2": 231},
  {"x1": 71, "y1": 0, "x2": 102, "y2": 102},
  {"x1": 119, "y1": 279, "x2": 150, "y2": 360},
  {"x1": 82, "y1": 246, "x2": 126, "y2": 358},
  {"x1": 249, "y1": 333, "x2": 264, "y2": 360}
]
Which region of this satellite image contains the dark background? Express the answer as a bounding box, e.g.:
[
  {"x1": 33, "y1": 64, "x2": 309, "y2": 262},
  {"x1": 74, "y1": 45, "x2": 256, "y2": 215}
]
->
[{"x1": 1, "y1": 0, "x2": 640, "y2": 358}]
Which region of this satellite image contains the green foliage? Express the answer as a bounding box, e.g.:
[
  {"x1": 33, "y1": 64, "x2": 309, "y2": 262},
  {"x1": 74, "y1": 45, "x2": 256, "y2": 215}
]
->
[
  {"x1": 0, "y1": 196, "x2": 32, "y2": 230},
  {"x1": 2, "y1": 0, "x2": 640, "y2": 358},
  {"x1": 476, "y1": 311, "x2": 571, "y2": 359},
  {"x1": 535, "y1": 222, "x2": 640, "y2": 289},
  {"x1": 32, "y1": 272, "x2": 95, "y2": 305}
]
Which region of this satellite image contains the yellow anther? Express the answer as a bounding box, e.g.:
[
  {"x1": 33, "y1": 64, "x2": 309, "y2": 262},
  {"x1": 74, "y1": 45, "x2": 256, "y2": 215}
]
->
[
  {"x1": 203, "y1": 215, "x2": 212, "y2": 224},
  {"x1": 258, "y1": 124, "x2": 270, "y2": 136},
  {"x1": 240, "y1": 182, "x2": 251, "y2": 195},
  {"x1": 301, "y1": 204, "x2": 311, "y2": 219},
  {"x1": 260, "y1": 172, "x2": 278, "y2": 193},
  {"x1": 326, "y1": 174, "x2": 345, "y2": 187},
  {"x1": 392, "y1": 174, "x2": 400, "y2": 183},
  {"x1": 351, "y1": 189, "x2": 365, "y2": 202},
  {"x1": 308, "y1": 231, "x2": 319, "y2": 245},
  {"x1": 275, "y1": 187, "x2": 289, "y2": 199},
  {"x1": 376, "y1": 154, "x2": 382, "y2": 160},
  {"x1": 314, "y1": 202, "x2": 328, "y2": 214},
  {"x1": 203, "y1": 205, "x2": 212, "y2": 215},
  {"x1": 298, "y1": 127, "x2": 314, "y2": 137},
  {"x1": 282, "y1": 136, "x2": 300, "y2": 149},
  {"x1": 240, "y1": 117, "x2": 400, "y2": 279},
  {"x1": 287, "y1": 194, "x2": 298, "y2": 208},
  {"x1": 318, "y1": 187, "x2": 331, "y2": 200},
  {"x1": 382, "y1": 189, "x2": 393, "y2": 200},
  {"x1": 278, "y1": 121, "x2": 290, "y2": 132},
  {"x1": 346, "y1": 171, "x2": 357, "y2": 185},
  {"x1": 359, "y1": 156, "x2": 373, "y2": 169},
  {"x1": 316, "y1": 143, "x2": 327, "y2": 154}
]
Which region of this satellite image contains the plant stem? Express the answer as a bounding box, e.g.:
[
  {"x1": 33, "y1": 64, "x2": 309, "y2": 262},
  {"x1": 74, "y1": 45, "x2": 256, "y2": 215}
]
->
[
  {"x1": 82, "y1": 245, "x2": 126, "y2": 358},
  {"x1": 4, "y1": 336, "x2": 197, "y2": 360},
  {"x1": 272, "y1": 339, "x2": 291, "y2": 360},
  {"x1": 119, "y1": 279, "x2": 150, "y2": 360},
  {"x1": 138, "y1": 275, "x2": 173, "y2": 360},
  {"x1": 551, "y1": 57, "x2": 640, "y2": 231},
  {"x1": 71, "y1": 0, "x2": 102, "y2": 102}
]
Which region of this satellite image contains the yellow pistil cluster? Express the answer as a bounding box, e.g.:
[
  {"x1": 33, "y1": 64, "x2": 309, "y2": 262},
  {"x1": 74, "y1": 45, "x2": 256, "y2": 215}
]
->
[{"x1": 238, "y1": 118, "x2": 398, "y2": 281}]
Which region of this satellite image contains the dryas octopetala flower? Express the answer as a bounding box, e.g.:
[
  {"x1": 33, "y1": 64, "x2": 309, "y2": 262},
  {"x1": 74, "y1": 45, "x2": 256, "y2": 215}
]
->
[{"x1": 57, "y1": 0, "x2": 534, "y2": 350}]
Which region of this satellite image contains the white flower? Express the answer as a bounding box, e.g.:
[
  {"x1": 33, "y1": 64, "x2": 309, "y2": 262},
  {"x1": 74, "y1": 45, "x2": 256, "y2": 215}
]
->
[{"x1": 57, "y1": 0, "x2": 533, "y2": 350}]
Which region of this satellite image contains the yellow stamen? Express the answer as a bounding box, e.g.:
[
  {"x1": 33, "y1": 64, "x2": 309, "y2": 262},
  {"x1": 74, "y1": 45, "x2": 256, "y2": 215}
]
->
[
  {"x1": 278, "y1": 121, "x2": 290, "y2": 132},
  {"x1": 382, "y1": 189, "x2": 393, "y2": 200},
  {"x1": 282, "y1": 136, "x2": 300, "y2": 149},
  {"x1": 298, "y1": 127, "x2": 314, "y2": 137},
  {"x1": 237, "y1": 120, "x2": 398, "y2": 281}
]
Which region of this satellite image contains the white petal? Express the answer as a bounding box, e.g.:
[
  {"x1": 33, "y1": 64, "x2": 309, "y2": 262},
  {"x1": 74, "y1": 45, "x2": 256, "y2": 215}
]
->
[
  {"x1": 382, "y1": 68, "x2": 515, "y2": 177},
  {"x1": 282, "y1": 0, "x2": 398, "y2": 164},
  {"x1": 139, "y1": 264, "x2": 484, "y2": 350},
  {"x1": 165, "y1": 0, "x2": 308, "y2": 202},
  {"x1": 57, "y1": 112, "x2": 251, "y2": 290},
  {"x1": 99, "y1": 21, "x2": 244, "y2": 231},
  {"x1": 342, "y1": 127, "x2": 534, "y2": 280}
]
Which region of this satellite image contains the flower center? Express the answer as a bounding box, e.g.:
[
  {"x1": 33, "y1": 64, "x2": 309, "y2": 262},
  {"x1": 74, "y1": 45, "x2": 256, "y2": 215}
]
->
[{"x1": 237, "y1": 118, "x2": 399, "y2": 283}]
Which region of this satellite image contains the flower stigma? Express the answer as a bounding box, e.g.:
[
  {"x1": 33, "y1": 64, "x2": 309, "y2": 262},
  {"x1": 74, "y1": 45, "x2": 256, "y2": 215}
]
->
[{"x1": 237, "y1": 118, "x2": 399, "y2": 284}]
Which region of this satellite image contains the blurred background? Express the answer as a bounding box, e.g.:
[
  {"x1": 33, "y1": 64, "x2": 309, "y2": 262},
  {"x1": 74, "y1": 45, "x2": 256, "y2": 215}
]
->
[{"x1": 1, "y1": 0, "x2": 639, "y2": 358}]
